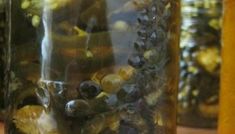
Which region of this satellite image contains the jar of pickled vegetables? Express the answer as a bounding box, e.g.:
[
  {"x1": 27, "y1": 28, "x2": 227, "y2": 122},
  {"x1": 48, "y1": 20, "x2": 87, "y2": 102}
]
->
[
  {"x1": 178, "y1": 0, "x2": 222, "y2": 128},
  {"x1": 0, "y1": 0, "x2": 6, "y2": 121},
  {"x1": 6, "y1": 0, "x2": 180, "y2": 133}
]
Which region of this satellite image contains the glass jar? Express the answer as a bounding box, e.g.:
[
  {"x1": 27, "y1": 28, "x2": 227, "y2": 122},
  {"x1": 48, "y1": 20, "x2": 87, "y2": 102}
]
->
[
  {"x1": 178, "y1": 0, "x2": 222, "y2": 128},
  {"x1": 0, "y1": 0, "x2": 6, "y2": 120},
  {"x1": 6, "y1": 0, "x2": 180, "y2": 133},
  {"x1": 218, "y1": 0, "x2": 235, "y2": 133}
]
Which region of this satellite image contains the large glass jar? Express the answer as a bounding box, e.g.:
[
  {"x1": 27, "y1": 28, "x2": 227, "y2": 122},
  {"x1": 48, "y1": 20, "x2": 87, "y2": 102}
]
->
[
  {"x1": 6, "y1": 0, "x2": 180, "y2": 134},
  {"x1": 178, "y1": 0, "x2": 222, "y2": 128}
]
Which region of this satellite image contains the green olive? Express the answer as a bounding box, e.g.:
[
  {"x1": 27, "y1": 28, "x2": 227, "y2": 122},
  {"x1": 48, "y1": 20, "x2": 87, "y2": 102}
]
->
[{"x1": 101, "y1": 74, "x2": 124, "y2": 94}]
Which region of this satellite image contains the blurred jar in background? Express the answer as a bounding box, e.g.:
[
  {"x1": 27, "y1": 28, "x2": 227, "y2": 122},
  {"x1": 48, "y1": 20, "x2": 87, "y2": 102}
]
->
[
  {"x1": 178, "y1": 0, "x2": 222, "y2": 128},
  {"x1": 219, "y1": 0, "x2": 235, "y2": 133},
  {"x1": 0, "y1": 0, "x2": 6, "y2": 120}
]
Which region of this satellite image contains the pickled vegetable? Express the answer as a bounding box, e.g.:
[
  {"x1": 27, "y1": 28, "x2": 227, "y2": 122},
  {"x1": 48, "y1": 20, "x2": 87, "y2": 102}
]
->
[{"x1": 13, "y1": 105, "x2": 58, "y2": 134}]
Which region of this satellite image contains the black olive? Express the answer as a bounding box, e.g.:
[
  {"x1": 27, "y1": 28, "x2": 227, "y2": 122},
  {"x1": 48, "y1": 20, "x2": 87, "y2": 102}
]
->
[{"x1": 78, "y1": 80, "x2": 101, "y2": 99}]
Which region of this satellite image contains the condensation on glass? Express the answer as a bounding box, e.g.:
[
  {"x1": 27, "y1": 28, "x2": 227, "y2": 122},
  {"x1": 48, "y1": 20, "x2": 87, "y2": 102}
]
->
[
  {"x1": 6, "y1": 0, "x2": 180, "y2": 133},
  {"x1": 178, "y1": 0, "x2": 222, "y2": 128}
]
